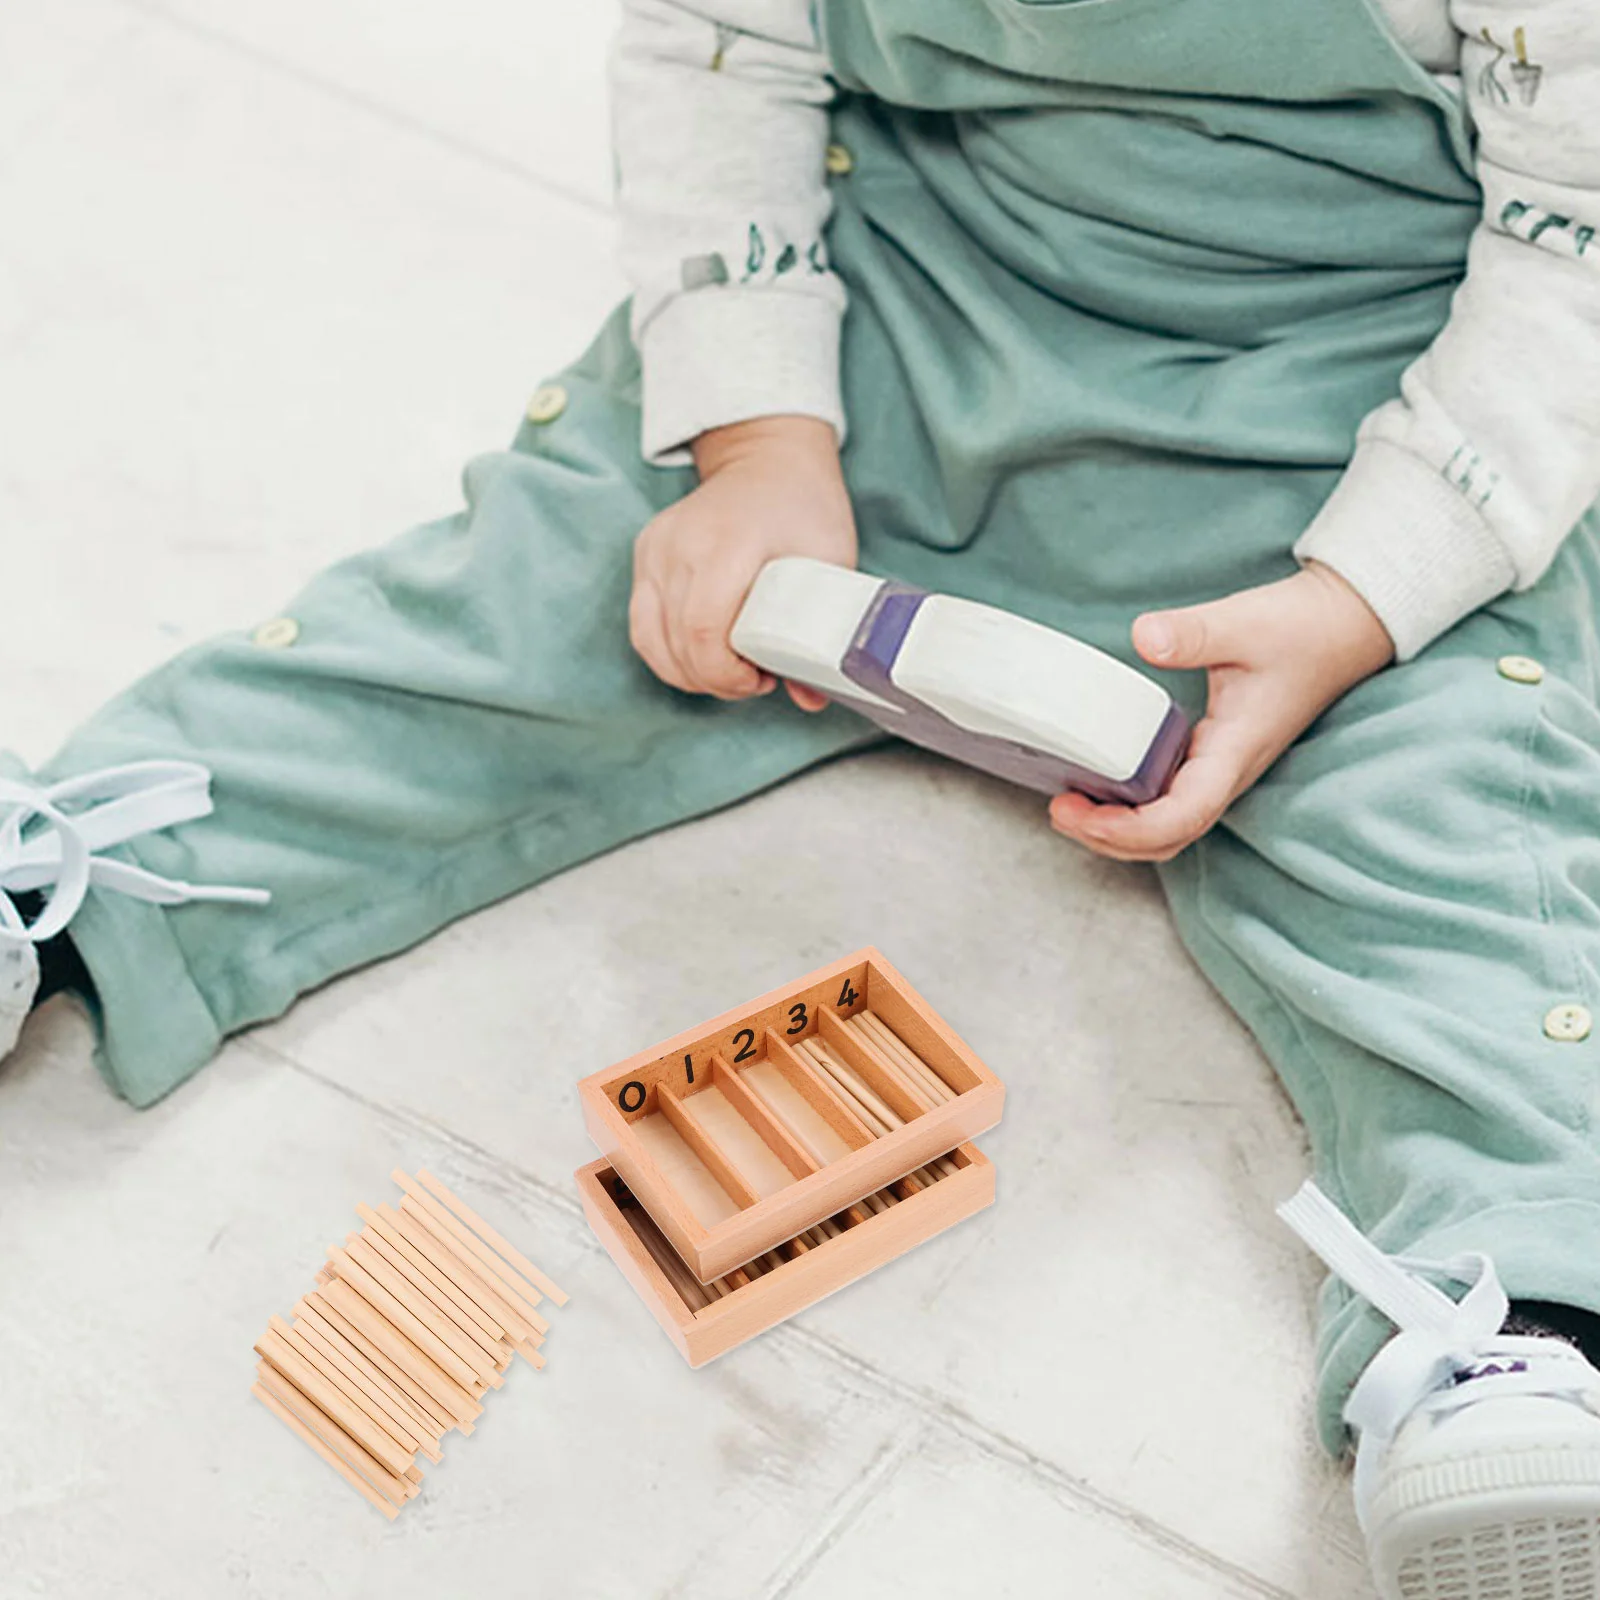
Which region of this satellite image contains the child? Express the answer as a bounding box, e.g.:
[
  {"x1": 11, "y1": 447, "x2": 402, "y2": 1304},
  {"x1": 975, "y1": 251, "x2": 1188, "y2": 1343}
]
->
[{"x1": 4, "y1": 2, "x2": 1600, "y2": 1593}]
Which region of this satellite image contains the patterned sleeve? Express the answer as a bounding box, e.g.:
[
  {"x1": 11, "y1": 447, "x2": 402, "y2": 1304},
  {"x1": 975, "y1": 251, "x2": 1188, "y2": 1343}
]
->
[
  {"x1": 611, "y1": 0, "x2": 845, "y2": 466},
  {"x1": 1294, "y1": 0, "x2": 1600, "y2": 659}
]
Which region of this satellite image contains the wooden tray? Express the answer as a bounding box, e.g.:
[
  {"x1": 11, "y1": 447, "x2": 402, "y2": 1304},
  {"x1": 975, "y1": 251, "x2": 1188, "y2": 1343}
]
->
[
  {"x1": 576, "y1": 1144, "x2": 994, "y2": 1366},
  {"x1": 576, "y1": 949, "x2": 1003, "y2": 1283}
]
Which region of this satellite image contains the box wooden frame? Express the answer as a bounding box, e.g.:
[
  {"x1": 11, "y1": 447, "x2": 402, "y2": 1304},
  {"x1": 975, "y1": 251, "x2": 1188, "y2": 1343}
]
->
[
  {"x1": 576, "y1": 948, "x2": 1004, "y2": 1283},
  {"x1": 576, "y1": 1145, "x2": 995, "y2": 1367}
]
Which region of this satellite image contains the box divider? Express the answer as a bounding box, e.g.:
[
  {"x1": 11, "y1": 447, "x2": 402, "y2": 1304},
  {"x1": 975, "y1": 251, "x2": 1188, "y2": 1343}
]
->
[
  {"x1": 764, "y1": 1031, "x2": 876, "y2": 1150},
  {"x1": 711, "y1": 1055, "x2": 820, "y2": 1180},
  {"x1": 657, "y1": 1083, "x2": 763, "y2": 1210},
  {"x1": 818, "y1": 1009, "x2": 930, "y2": 1120}
]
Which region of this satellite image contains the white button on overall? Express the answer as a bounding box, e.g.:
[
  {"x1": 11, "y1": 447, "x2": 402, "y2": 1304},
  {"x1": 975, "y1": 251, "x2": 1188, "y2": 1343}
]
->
[
  {"x1": 825, "y1": 142, "x2": 854, "y2": 176},
  {"x1": 1497, "y1": 654, "x2": 1545, "y2": 685},
  {"x1": 251, "y1": 617, "x2": 300, "y2": 650},
  {"x1": 526, "y1": 384, "x2": 568, "y2": 424},
  {"x1": 1544, "y1": 1003, "x2": 1592, "y2": 1042}
]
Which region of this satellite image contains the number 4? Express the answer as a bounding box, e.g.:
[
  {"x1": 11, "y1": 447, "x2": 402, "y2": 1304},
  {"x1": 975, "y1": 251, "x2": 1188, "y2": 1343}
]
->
[{"x1": 838, "y1": 978, "x2": 859, "y2": 1008}]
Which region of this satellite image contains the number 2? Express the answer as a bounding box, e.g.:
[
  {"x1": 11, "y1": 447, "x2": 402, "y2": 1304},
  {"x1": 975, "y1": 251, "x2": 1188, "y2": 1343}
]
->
[{"x1": 731, "y1": 1028, "x2": 757, "y2": 1062}]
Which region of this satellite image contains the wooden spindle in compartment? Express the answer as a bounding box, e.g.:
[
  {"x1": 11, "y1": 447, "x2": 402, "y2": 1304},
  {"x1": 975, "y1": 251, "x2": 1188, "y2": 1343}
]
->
[
  {"x1": 796, "y1": 1040, "x2": 959, "y2": 1192},
  {"x1": 851, "y1": 1012, "x2": 955, "y2": 1105},
  {"x1": 818, "y1": 1009, "x2": 928, "y2": 1123}
]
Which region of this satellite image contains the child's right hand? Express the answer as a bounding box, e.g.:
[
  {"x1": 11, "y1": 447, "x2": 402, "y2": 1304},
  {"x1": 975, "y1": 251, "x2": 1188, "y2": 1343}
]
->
[{"x1": 629, "y1": 416, "x2": 856, "y2": 703}]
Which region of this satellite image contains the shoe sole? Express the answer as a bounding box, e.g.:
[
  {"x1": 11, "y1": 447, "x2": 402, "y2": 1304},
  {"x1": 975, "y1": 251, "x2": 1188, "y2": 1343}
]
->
[{"x1": 1370, "y1": 1449, "x2": 1600, "y2": 1600}]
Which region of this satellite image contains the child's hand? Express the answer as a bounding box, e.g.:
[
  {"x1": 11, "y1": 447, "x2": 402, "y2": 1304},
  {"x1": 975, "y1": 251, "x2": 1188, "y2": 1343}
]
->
[
  {"x1": 1049, "y1": 560, "x2": 1395, "y2": 862},
  {"x1": 630, "y1": 416, "x2": 856, "y2": 701}
]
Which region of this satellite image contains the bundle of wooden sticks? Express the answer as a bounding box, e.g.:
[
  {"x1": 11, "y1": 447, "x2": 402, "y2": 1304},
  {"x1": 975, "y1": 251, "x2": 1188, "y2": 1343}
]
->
[{"x1": 251, "y1": 1167, "x2": 568, "y2": 1518}]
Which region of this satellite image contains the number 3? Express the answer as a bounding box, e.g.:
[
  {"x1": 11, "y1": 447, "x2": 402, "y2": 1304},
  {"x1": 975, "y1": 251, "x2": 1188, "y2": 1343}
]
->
[{"x1": 787, "y1": 1002, "x2": 808, "y2": 1035}]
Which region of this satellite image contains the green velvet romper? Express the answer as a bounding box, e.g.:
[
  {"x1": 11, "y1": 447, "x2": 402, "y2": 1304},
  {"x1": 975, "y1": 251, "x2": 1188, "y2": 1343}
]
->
[{"x1": 25, "y1": 0, "x2": 1600, "y2": 1452}]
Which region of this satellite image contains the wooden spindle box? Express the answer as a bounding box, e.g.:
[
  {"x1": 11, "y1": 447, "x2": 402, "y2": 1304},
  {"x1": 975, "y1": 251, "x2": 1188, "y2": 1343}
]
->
[{"x1": 576, "y1": 949, "x2": 1002, "y2": 1365}]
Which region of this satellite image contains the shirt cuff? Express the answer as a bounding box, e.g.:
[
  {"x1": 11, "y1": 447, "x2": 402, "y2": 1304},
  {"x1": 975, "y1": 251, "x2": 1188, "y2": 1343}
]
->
[
  {"x1": 638, "y1": 287, "x2": 845, "y2": 467},
  {"x1": 1292, "y1": 439, "x2": 1518, "y2": 661}
]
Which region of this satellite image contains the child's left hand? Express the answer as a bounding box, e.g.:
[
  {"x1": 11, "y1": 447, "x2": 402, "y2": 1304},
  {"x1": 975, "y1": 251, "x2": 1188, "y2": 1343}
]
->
[{"x1": 1048, "y1": 560, "x2": 1395, "y2": 862}]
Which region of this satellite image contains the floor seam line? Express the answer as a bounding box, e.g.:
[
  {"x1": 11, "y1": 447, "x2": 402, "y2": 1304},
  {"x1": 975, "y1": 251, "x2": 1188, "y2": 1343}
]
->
[
  {"x1": 110, "y1": 0, "x2": 614, "y2": 219},
  {"x1": 765, "y1": 1323, "x2": 1301, "y2": 1600},
  {"x1": 749, "y1": 1430, "x2": 922, "y2": 1600}
]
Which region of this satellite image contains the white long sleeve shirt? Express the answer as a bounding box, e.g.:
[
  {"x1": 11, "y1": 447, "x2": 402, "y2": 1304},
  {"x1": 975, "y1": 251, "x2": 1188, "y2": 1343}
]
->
[{"x1": 611, "y1": 0, "x2": 1600, "y2": 660}]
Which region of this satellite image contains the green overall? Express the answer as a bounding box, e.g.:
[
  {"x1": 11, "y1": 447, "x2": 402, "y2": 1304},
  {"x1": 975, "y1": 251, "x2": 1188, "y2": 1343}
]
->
[{"x1": 25, "y1": 0, "x2": 1600, "y2": 1453}]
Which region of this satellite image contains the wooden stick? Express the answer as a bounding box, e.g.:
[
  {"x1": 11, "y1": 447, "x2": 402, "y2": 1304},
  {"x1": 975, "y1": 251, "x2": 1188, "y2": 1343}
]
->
[
  {"x1": 397, "y1": 1196, "x2": 550, "y2": 1335},
  {"x1": 343, "y1": 1236, "x2": 503, "y2": 1388},
  {"x1": 356, "y1": 1223, "x2": 515, "y2": 1368},
  {"x1": 268, "y1": 1314, "x2": 428, "y2": 1460},
  {"x1": 255, "y1": 1362, "x2": 414, "y2": 1506},
  {"x1": 317, "y1": 1277, "x2": 480, "y2": 1426},
  {"x1": 763, "y1": 1032, "x2": 875, "y2": 1149},
  {"x1": 289, "y1": 1313, "x2": 442, "y2": 1464},
  {"x1": 397, "y1": 1170, "x2": 559, "y2": 1313},
  {"x1": 255, "y1": 1328, "x2": 415, "y2": 1479},
  {"x1": 297, "y1": 1295, "x2": 448, "y2": 1441},
  {"x1": 843, "y1": 1016, "x2": 937, "y2": 1112},
  {"x1": 382, "y1": 1201, "x2": 545, "y2": 1341},
  {"x1": 855, "y1": 1012, "x2": 953, "y2": 1104},
  {"x1": 622, "y1": 1208, "x2": 709, "y2": 1310},
  {"x1": 413, "y1": 1169, "x2": 570, "y2": 1306},
  {"x1": 358, "y1": 1203, "x2": 509, "y2": 1351},
  {"x1": 809, "y1": 1042, "x2": 904, "y2": 1131},
  {"x1": 821, "y1": 1008, "x2": 928, "y2": 1120},
  {"x1": 800, "y1": 1042, "x2": 893, "y2": 1136},
  {"x1": 327, "y1": 1245, "x2": 485, "y2": 1394},
  {"x1": 253, "y1": 1382, "x2": 400, "y2": 1519},
  {"x1": 858, "y1": 1011, "x2": 956, "y2": 1100}
]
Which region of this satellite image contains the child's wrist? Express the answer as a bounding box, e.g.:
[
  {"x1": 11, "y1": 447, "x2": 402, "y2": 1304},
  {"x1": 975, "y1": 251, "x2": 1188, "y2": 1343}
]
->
[
  {"x1": 1300, "y1": 558, "x2": 1396, "y2": 680},
  {"x1": 690, "y1": 415, "x2": 840, "y2": 479}
]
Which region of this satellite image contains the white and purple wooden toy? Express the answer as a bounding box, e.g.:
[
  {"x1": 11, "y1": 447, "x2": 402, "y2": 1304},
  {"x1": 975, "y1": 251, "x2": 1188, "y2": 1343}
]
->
[{"x1": 731, "y1": 558, "x2": 1190, "y2": 805}]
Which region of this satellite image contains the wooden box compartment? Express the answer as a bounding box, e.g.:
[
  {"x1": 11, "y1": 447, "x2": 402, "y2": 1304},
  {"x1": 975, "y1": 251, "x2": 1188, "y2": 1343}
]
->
[
  {"x1": 576, "y1": 1144, "x2": 995, "y2": 1366},
  {"x1": 576, "y1": 949, "x2": 1003, "y2": 1284}
]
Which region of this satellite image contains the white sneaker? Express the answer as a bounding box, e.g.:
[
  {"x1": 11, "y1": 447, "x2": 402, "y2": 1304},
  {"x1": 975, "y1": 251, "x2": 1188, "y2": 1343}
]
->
[
  {"x1": 0, "y1": 937, "x2": 39, "y2": 1061},
  {"x1": 1280, "y1": 1182, "x2": 1600, "y2": 1600},
  {"x1": 0, "y1": 760, "x2": 272, "y2": 1065}
]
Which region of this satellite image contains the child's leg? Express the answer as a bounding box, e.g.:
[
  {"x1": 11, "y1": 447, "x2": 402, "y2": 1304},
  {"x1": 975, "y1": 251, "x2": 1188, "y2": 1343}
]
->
[
  {"x1": 1156, "y1": 506, "x2": 1600, "y2": 1456},
  {"x1": 18, "y1": 308, "x2": 874, "y2": 1106}
]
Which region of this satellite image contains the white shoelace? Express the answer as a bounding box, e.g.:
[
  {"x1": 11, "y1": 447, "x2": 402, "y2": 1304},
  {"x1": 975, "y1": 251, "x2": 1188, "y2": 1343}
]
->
[
  {"x1": 0, "y1": 761, "x2": 269, "y2": 946},
  {"x1": 1279, "y1": 1180, "x2": 1598, "y2": 1528}
]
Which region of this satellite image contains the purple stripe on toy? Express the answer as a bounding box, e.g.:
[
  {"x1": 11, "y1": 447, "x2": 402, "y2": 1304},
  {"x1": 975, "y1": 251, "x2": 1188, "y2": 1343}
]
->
[{"x1": 836, "y1": 580, "x2": 1190, "y2": 805}]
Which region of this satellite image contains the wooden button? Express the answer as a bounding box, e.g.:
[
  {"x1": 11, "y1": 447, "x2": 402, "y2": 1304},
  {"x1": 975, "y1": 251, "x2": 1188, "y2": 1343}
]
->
[
  {"x1": 251, "y1": 617, "x2": 300, "y2": 649},
  {"x1": 1544, "y1": 1003, "x2": 1592, "y2": 1043},
  {"x1": 824, "y1": 142, "x2": 854, "y2": 176},
  {"x1": 1497, "y1": 654, "x2": 1544, "y2": 685},
  {"x1": 525, "y1": 384, "x2": 568, "y2": 424}
]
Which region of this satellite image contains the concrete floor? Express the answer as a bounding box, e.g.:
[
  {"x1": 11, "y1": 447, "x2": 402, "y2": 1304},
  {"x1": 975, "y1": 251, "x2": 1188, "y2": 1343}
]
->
[{"x1": 0, "y1": 3, "x2": 1375, "y2": 1595}]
